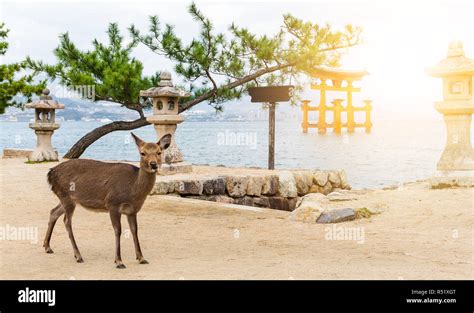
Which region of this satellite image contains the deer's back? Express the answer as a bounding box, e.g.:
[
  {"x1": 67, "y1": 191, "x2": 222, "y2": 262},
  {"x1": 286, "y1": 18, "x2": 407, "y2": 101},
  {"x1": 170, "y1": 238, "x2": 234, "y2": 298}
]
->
[{"x1": 47, "y1": 159, "x2": 140, "y2": 210}]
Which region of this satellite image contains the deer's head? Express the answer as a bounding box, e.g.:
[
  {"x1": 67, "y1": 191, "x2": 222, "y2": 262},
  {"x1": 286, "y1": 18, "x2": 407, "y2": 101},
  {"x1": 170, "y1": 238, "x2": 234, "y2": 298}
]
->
[{"x1": 131, "y1": 132, "x2": 172, "y2": 173}]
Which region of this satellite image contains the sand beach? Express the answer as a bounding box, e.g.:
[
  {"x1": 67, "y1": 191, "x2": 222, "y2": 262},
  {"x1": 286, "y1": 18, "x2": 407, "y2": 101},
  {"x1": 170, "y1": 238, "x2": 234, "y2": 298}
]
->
[{"x1": 0, "y1": 158, "x2": 472, "y2": 280}]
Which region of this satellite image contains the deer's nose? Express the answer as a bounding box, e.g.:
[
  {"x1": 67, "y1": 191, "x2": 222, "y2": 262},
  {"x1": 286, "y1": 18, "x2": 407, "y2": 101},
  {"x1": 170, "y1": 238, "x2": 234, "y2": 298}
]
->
[{"x1": 150, "y1": 161, "x2": 158, "y2": 170}]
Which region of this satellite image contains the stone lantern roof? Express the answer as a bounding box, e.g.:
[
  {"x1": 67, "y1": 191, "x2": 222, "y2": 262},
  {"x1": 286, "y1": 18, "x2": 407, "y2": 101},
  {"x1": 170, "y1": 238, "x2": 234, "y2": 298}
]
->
[
  {"x1": 426, "y1": 41, "x2": 474, "y2": 77},
  {"x1": 25, "y1": 89, "x2": 65, "y2": 109},
  {"x1": 139, "y1": 71, "x2": 191, "y2": 98}
]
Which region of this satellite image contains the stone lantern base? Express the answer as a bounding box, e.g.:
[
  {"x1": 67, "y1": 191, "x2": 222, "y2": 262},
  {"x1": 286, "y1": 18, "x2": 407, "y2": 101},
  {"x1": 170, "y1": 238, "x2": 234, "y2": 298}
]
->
[
  {"x1": 430, "y1": 171, "x2": 474, "y2": 188},
  {"x1": 429, "y1": 103, "x2": 474, "y2": 188},
  {"x1": 28, "y1": 129, "x2": 59, "y2": 162}
]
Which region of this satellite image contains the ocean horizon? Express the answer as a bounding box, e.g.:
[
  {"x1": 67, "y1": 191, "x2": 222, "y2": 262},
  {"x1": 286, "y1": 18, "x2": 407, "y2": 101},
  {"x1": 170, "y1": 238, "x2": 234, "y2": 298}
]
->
[{"x1": 0, "y1": 118, "x2": 466, "y2": 189}]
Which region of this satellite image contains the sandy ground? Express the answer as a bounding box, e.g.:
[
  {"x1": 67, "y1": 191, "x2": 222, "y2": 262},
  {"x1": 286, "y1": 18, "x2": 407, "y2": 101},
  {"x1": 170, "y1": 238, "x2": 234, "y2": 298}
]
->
[{"x1": 0, "y1": 158, "x2": 472, "y2": 280}]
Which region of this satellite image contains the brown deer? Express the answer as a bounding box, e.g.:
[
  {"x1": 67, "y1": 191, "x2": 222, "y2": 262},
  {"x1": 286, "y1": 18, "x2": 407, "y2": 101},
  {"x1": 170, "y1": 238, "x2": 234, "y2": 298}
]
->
[{"x1": 44, "y1": 132, "x2": 171, "y2": 269}]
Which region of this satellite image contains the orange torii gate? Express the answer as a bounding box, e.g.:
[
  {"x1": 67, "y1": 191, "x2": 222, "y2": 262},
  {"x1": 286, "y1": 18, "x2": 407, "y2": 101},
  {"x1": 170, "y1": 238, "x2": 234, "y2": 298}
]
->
[{"x1": 301, "y1": 66, "x2": 372, "y2": 134}]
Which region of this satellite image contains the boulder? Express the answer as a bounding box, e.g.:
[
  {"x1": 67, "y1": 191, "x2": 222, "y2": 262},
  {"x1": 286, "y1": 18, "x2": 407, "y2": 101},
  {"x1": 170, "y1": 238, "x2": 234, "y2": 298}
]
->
[
  {"x1": 321, "y1": 182, "x2": 333, "y2": 195},
  {"x1": 233, "y1": 196, "x2": 255, "y2": 206},
  {"x1": 316, "y1": 208, "x2": 356, "y2": 223},
  {"x1": 262, "y1": 175, "x2": 279, "y2": 196},
  {"x1": 203, "y1": 177, "x2": 226, "y2": 195},
  {"x1": 167, "y1": 181, "x2": 180, "y2": 194},
  {"x1": 247, "y1": 176, "x2": 264, "y2": 196},
  {"x1": 338, "y1": 170, "x2": 350, "y2": 189},
  {"x1": 313, "y1": 171, "x2": 329, "y2": 186},
  {"x1": 295, "y1": 192, "x2": 329, "y2": 207},
  {"x1": 328, "y1": 171, "x2": 342, "y2": 188},
  {"x1": 327, "y1": 191, "x2": 356, "y2": 202},
  {"x1": 209, "y1": 195, "x2": 234, "y2": 204},
  {"x1": 254, "y1": 196, "x2": 270, "y2": 208},
  {"x1": 226, "y1": 176, "x2": 249, "y2": 197},
  {"x1": 278, "y1": 171, "x2": 298, "y2": 198},
  {"x1": 289, "y1": 193, "x2": 329, "y2": 223},
  {"x1": 288, "y1": 204, "x2": 324, "y2": 223},
  {"x1": 178, "y1": 180, "x2": 203, "y2": 195},
  {"x1": 151, "y1": 181, "x2": 171, "y2": 195},
  {"x1": 267, "y1": 197, "x2": 298, "y2": 211},
  {"x1": 308, "y1": 184, "x2": 323, "y2": 194},
  {"x1": 293, "y1": 171, "x2": 313, "y2": 196}
]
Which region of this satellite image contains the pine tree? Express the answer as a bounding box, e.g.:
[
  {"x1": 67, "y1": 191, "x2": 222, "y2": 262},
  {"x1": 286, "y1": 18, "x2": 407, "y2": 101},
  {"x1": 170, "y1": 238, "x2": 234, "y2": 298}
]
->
[{"x1": 0, "y1": 22, "x2": 45, "y2": 114}]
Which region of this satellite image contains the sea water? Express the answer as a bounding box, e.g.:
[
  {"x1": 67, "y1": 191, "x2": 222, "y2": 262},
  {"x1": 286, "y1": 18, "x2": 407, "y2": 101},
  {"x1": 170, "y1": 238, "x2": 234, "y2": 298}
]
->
[{"x1": 0, "y1": 119, "x2": 459, "y2": 189}]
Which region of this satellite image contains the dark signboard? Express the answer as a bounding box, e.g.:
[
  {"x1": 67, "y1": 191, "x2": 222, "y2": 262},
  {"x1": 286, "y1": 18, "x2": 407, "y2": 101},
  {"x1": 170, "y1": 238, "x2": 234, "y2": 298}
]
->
[{"x1": 248, "y1": 86, "x2": 294, "y2": 103}]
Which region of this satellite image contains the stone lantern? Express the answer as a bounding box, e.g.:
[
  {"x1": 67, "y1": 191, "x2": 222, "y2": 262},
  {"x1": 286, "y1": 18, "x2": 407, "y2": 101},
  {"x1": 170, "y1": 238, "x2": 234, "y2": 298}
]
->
[
  {"x1": 25, "y1": 89, "x2": 64, "y2": 162},
  {"x1": 140, "y1": 71, "x2": 192, "y2": 174},
  {"x1": 426, "y1": 41, "x2": 474, "y2": 186}
]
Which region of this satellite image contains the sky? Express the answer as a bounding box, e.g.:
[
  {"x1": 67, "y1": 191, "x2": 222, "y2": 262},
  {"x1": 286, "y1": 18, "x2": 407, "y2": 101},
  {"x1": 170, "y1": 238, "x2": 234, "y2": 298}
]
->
[{"x1": 1, "y1": 0, "x2": 473, "y2": 119}]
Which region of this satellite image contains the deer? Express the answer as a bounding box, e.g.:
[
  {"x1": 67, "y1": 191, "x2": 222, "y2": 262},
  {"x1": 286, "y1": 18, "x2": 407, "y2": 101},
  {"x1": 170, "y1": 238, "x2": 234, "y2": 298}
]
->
[{"x1": 43, "y1": 132, "x2": 171, "y2": 269}]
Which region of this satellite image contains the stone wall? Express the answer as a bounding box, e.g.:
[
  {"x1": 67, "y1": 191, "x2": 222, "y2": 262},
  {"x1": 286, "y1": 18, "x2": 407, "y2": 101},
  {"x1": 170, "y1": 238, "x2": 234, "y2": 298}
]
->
[
  {"x1": 2, "y1": 148, "x2": 33, "y2": 159},
  {"x1": 150, "y1": 169, "x2": 350, "y2": 211}
]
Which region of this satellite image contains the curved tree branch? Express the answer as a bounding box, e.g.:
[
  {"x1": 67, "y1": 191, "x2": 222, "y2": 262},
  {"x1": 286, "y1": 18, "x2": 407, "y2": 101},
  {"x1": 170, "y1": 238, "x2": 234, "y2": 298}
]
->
[{"x1": 63, "y1": 117, "x2": 149, "y2": 159}]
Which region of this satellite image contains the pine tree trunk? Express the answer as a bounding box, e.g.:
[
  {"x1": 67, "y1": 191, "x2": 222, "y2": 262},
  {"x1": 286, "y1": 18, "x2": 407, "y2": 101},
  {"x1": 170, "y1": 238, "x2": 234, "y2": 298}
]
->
[{"x1": 63, "y1": 117, "x2": 149, "y2": 159}]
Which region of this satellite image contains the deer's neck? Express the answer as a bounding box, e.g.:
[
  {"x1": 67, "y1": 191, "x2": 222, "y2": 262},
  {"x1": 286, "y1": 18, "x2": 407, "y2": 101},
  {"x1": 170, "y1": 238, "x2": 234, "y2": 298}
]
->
[{"x1": 134, "y1": 168, "x2": 157, "y2": 198}]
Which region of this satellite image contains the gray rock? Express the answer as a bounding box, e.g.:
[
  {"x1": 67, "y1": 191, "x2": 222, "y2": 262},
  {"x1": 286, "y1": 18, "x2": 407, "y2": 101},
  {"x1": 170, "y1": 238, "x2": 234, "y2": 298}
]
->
[
  {"x1": 267, "y1": 197, "x2": 297, "y2": 211},
  {"x1": 203, "y1": 177, "x2": 226, "y2": 195},
  {"x1": 254, "y1": 196, "x2": 270, "y2": 208},
  {"x1": 278, "y1": 171, "x2": 298, "y2": 198},
  {"x1": 226, "y1": 176, "x2": 249, "y2": 197},
  {"x1": 316, "y1": 208, "x2": 356, "y2": 223},
  {"x1": 247, "y1": 176, "x2": 264, "y2": 196},
  {"x1": 233, "y1": 196, "x2": 254, "y2": 206},
  {"x1": 262, "y1": 175, "x2": 279, "y2": 196},
  {"x1": 178, "y1": 180, "x2": 203, "y2": 195}
]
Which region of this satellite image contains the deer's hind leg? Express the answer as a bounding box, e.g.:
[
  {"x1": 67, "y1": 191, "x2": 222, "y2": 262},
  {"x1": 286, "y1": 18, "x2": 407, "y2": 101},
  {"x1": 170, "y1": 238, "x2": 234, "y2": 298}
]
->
[
  {"x1": 43, "y1": 203, "x2": 65, "y2": 254},
  {"x1": 63, "y1": 200, "x2": 84, "y2": 263}
]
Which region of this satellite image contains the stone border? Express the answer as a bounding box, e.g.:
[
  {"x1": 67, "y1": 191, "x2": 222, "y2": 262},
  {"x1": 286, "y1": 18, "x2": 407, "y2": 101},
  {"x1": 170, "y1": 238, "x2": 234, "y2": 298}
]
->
[
  {"x1": 150, "y1": 169, "x2": 350, "y2": 211},
  {"x1": 2, "y1": 148, "x2": 33, "y2": 159}
]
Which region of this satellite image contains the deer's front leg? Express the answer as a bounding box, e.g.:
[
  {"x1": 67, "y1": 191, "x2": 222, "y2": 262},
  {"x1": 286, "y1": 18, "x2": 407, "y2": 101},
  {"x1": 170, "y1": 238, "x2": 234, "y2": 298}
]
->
[
  {"x1": 127, "y1": 213, "x2": 148, "y2": 264},
  {"x1": 109, "y1": 209, "x2": 125, "y2": 269}
]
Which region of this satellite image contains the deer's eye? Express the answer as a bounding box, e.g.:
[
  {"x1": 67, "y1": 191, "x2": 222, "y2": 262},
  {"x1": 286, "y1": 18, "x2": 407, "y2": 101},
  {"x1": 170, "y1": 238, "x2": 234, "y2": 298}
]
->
[{"x1": 140, "y1": 152, "x2": 145, "y2": 156}]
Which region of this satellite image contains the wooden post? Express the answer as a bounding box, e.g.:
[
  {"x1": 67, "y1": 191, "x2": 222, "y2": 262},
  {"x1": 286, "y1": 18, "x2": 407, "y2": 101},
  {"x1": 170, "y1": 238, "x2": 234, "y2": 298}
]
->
[
  {"x1": 347, "y1": 80, "x2": 355, "y2": 133},
  {"x1": 364, "y1": 100, "x2": 372, "y2": 133},
  {"x1": 318, "y1": 80, "x2": 327, "y2": 134},
  {"x1": 268, "y1": 102, "x2": 276, "y2": 170},
  {"x1": 301, "y1": 100, "x2": 310, "y2": 133},
  {"x1": 332, "y1": 99, "x2": 343, "y2": 134}
]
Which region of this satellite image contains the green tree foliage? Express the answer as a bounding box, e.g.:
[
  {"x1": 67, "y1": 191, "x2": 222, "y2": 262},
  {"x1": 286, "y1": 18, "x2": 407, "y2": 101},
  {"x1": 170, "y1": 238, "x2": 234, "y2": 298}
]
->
[
  {"x1": 129, "y1": 3, "x2": 361, "y2": 111},
  {"x1": 0, "y1": 22, "x2": 45, "y2": 114},
  {"x1": 26, "y1": 23, "x2": 160, "y2": 118}
]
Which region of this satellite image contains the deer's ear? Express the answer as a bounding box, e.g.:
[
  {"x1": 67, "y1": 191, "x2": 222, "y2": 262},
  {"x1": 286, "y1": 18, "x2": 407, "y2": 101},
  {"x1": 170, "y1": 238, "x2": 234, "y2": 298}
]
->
[
  {"x1": 158, "y1": 134, "x2": 172, "y2": 150},
  {"x1": 131, "y1": 132, "x2": 144, "y2": 148}
]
